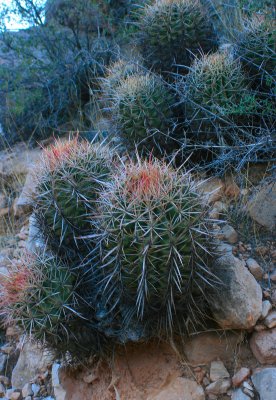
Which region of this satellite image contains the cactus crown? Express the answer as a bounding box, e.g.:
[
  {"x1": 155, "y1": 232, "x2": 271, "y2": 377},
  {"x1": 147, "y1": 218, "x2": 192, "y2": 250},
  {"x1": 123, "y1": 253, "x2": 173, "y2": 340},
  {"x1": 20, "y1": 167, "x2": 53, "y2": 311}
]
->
[{"x1": 139, "y1": 0, "x2": 217, "y2": 73}]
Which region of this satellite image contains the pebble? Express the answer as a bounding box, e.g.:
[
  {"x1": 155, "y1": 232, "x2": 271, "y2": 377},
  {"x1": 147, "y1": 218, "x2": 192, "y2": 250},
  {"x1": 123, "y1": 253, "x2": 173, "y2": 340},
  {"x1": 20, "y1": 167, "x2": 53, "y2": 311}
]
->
[
  {"x1": 261, "y1": 300, "x2": 272, "y2": 319},
  {"x1": 232, "y1": 368, "x2": 251, "y2": 387},
  {"x1": 22, "y1": 382, "x2": 33, "y2": 397},
  {"x1": 264, "y1": 311, "x2": 276, "y2": 329},
  {"x1": 10, "y1": 393, "x2": 22, "y2": 400},
  {"x1": 205, "y1": 379, "x2": 231, "y2": 395},
  {"x1": 219, "y1": 225, "x2": 238, "y2": 244},
  {"x1": 246, "y1": 258, "x2": 263, "y2": 280},
  {"x1": 210, "y1": 361, "x2": 230, "y2": 382},
  {"x1": 270, "y1": 270, "x2": 276, "y2": 282}
]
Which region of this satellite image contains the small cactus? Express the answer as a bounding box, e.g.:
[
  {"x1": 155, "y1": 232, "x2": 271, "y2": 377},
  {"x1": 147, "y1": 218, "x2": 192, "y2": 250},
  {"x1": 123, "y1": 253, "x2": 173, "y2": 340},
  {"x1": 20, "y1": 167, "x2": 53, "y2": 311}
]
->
[
  {"x1": 33, "y1": 138, "x2": 112, "y2": 256},
  {"x1": 234, "y1": 19, "x2": 276, "y2": 91},
  {"x1": 138, "y1": 0, "x2": 217, "y2": 74},
  {"x1": 113, "y1": 73, "x2": 178, "y2": 155},
  {"x1": 96, "y1": 158, "x2": 216, "y2": 336}
]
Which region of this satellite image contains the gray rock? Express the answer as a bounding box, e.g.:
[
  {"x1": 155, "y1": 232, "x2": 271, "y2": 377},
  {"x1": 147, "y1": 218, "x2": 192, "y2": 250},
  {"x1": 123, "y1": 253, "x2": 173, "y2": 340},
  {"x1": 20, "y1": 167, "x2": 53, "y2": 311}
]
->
[
  {"x1": 0, "y1": 353, "x2": 7, "y2": 374},
  {"x1": 246, "y1": 258, "x2": 263, "y2": 281},
  {"x1": 251, "y1": 368, "x2": 276, "y2": 400},
  {"x1": 13, "y1": 172, "x2": 36, "y2": 217},
  {"x1": 210, "y1": 361, "x2": 230, "y2": 382},
  {"x1": 208, "y1": 254, "x2": 262, "y2": 329},
  {"x1": 22, "y1": 382, "x2": 33, "y2": 397},
  {"x1": 231, "y1": 389, "x2": 250, "y2": 400},
  {"x1": 11, "y1": 342, "x2": 53, "y2": 389},
  {"x1": 263, "y1": 311, "x2": 276, "y2": 329},
  {"x1": 250, "y1": 328, "x2": 276, "y2": 364},
  {"x1": 205, "y1": 378, "x2": 231, "y2": 395},
  {"x1": 261, "y1": 300, "x2": 272, "y2": 320},
  {"x1": 247, "y1": 182, "x2": 276, "y2": 231}
]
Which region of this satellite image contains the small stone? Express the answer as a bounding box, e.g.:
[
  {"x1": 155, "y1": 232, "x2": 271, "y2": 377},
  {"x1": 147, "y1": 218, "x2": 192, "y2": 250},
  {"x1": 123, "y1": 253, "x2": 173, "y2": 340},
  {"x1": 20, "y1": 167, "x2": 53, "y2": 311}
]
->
[
  {"x1": 247, "y1": 182, "x2": 276, "y2": 231},
  {"x1": 251, "y1": 368, "x2": 276, "y2": 400},
  {"x1": 218, "y1": 225, "x2": 238, "y2": 244},
  {"x1": 210, "y1": 361, "x2": 230, "y2": 382},
  {"x1": 10, "y1": 393, "x2": 22, "y2": 400},
  {"x1": 22, "y1": 383, "x2": 33, "y2": 397},
  {"x1": 216, "y1": 242, "x2": 233, "y2": 255},
  {"x1": 6, "y1": 389, "x2": 16, "y2": 399},
  {"x1": 242, "y1": 387, "x2": 254, "y2": 398},
  {"x1": 261, "y1": 301, "x2": 272, "y2": 319},
  {"x1": 250, "y1": 328, "x2": 276, "y2": 364},
  {"x1": 203, "y1": 377, "x2": 210, "y2": 386},
  {"x1": 270, "y1": 270, "x2": 276, "y2": 282},
  {"x1": 31, "y1": 383, "x2": 40, "y2": 396},
  {"x1": 0, "y1": 375, "x2": 10, "y2": 385},
  {"x1": 264, "y1": 311, "x2": 276, "y2": 329},
  {"x1": 83, "y1": 373, "x2": 98, "y2": 384},
  {"x1": 232, "y1": 368, "x2": 251, "y2": 387},
  {"x1": 198, "y1": 178, "x2": 225, "y2": 204},
  {"x1": 224, "y1": 177, "x2": 240, "y2": 199},
  {"x1": 205, "y1": 379, "x2": 231, "y2": 395},
  {"x1": 254, "y1": 324, "x2": 266, "y2": 332},
  {"x1": 231, "y1": 388, "x2": 250, "y2": 400},
  {"x1": 246, "y1": 258, "x2": 263, "y2": 280}
]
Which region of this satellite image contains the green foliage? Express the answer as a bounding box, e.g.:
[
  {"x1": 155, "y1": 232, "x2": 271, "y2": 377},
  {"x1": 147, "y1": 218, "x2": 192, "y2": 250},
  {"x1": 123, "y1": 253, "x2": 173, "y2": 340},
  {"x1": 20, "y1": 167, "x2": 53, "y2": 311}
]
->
[
  {"x1": 33, "y1": 138, "x2": 112, "y2": 256},
  {"x1": 234, "y1": 19, "x2": 276, "y2": 91},
  {"x1": 138, "y1": 0, "x2": 217, "y2": 74},
  {"x1": 96, "y1": 159, "x2": 215, "y2": 337},
  {"x1": 113, "y1": 73, "x2": 178, "y2": 155}
]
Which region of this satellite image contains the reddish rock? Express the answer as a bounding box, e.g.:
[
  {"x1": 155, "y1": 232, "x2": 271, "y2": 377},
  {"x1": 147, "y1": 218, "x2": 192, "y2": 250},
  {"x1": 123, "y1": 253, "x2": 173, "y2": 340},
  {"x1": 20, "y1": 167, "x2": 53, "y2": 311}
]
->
[
  {"x1": 250, "y1": 328, "x2": 276, "y2": 364},
  {"x1": 246, "y1": 258, "x2": 263, "y2": 281},
  {"x1": 232, "y1": 368, "x2": 251, "y2": 387}
]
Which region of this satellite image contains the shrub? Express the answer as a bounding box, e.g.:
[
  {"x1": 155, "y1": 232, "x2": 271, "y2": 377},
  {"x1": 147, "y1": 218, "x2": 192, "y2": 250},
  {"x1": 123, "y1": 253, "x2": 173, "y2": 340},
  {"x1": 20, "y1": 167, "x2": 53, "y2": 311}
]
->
[
  {"x1": 112, "y1": 73, "x2": 178, "y2": 155},
  {"x1": 94, "y1": 158, "x2": 216, "y2": 339},
  {"x1": 138, "y1": 0, "x2": 217, "y2": 74},
  {"x1": 33, "y1": 137, "x2": 112, "y2": 257}
]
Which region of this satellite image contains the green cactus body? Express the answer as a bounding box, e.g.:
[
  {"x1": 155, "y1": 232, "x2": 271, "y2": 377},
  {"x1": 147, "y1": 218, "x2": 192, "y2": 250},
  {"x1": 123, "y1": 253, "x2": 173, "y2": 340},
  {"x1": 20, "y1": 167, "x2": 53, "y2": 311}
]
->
[
  {"x1": 114, "y1": 73, "x2": 177, "y2": 155},
  {"x1": 34, "y1": 139, "x2": 112, "y2": 255},
  {"x1": 139, "y1": 0, "x2": 217, "y2": 73},
  {"x1": 98, "y1": 159, "x2": 214, "y2": 333},
  {"x1": 234, "y1": 19, "x2": 276, "y2": 91},
  {"x1": 180, "y1": 52, "x2": 260, "y2": 140}
]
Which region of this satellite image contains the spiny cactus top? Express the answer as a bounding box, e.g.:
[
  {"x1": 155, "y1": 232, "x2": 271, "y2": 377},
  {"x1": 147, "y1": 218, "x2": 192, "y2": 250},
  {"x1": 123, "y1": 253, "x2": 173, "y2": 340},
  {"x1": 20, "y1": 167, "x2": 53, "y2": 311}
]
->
[
  {"x1": 138, "y1": 0, "x2": 217, "y2": 73},
  {"x1": 33, "y1": 138, "x2": 112, "y2": 255},
  {"x1": 97, "y1": 158, "x2": 216, "y2": 335},
  {"x1": 234, "y1": 18, "x2": 276, "y2": 90},
  {"x1": 113, "y1": 73, "x2": 177, "y2": 155}
]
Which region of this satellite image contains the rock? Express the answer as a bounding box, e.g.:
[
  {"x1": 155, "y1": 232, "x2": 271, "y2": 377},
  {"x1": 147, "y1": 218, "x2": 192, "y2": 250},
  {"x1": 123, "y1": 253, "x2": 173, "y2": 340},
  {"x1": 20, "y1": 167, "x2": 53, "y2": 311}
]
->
[
  {"x1": 218, "y1": 224, "x2": 238, "y2": 244},
  {"x1": 261, "y1": 300, "x2": 272, "y2": 320},
  {"x1": 11, "y1": 342, "x2": 53, "y2": 389},
  {"x1": 13, "y1": 172, "x2": 36, "y2": 217},
  {"x1": 263, "y1": 311, "x2": 276, "y2": 329},
  {"x1": 26, "y1": 214, "x2": 45, "y2": 253},
  {"x1": 205, "y1": 379, "x2": 231, "y2": 395},
  {"x1": 22, "y1": 383, "x2": 33, "y2": 397},
  {"x1": 10, "y1": 392, "x2": 22, "y2": 400},
  {"x1": 251, "y1": 368, "x2": 276, "y2": 400},
  {"x1": 208, "y1": 254, "x2": 262, "y2": 329},
  {"x1": 209, "y1": 201, "x2": 227, "y2": 219},
  {"x1": 0, "y1": 353, "x2": 7, "y2": 374},
  {"x1": 52, "y1": 363, "x2": 66, "y2": 400},
  {"x1": 250, "y1": 328, "x2": 276, "y2": 364},
  {"x1": 232, "y1": 368, "x2": 251, "y2": 387},
  {"x1": 216, "y1": 242, "x2": 233, "y2": 255},
  {"x1": 270, "y1": 270, "x2": 276, "y2": 282},
  {"x1": 232, "y1": 388, "x2": 250, "y2": 399},
  {"x1": 224, "y1": 176, "x2": 240, "y2": 199},
  {"x1": 0, "y1": 382, "x2": 5, "y2": 396},
  {"x1": 5, "y1": 389, "x2": 17, "y2": 399},
  {"x1": 210, "y1": 361, "x2": 230, "y2": 382},
  {"x1": 198, "y1": 178, "x2": 225, "y2": 204},
  {"x1": 0, "y1": 375, "x2": 10, "y2": 385},
  {"x1": 25, "y1": 397, "x2": 32, "y2": 400},
  {"x1": 31, "y1": 384, "x2": 40, "y2": 396},
  {"x1": 247, "y1": 182, "x2": 276, "y2": 231},
  {"x1": 149, "y1": 377, "x2": 205, "y2": 400},
  {"x1": 183, "y1": 332, "x2": 244, "y2": 366},
  {"x1": 246, "y1": 258, "x2": 263, "y2": 281}
]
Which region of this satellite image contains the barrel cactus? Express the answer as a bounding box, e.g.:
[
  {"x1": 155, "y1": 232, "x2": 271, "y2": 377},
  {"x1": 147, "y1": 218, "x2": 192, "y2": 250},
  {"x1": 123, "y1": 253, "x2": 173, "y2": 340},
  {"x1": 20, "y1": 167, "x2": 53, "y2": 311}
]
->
[
  {"x1": 234, "y1": 19, "x2": 276, "y2": 91},
  {"x1": 33, "y1": 138, "x2": 112, "y2": 256},
  {"x1": 178, "y1": 52, "x2": 259, "y2": 140},
  {"x1": 113, "y1": 73, "x2": 178, "y2": 155},
  {"x1": 138, "y1": 0, "x2": 217, "y2": 74},
  {"x1": 96, "y1": 158, "x2": 216, "y2": 337}
]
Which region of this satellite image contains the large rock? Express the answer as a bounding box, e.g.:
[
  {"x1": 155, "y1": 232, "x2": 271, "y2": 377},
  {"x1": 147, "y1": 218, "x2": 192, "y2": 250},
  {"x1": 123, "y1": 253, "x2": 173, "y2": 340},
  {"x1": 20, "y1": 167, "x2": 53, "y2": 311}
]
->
[
  {"x1": 247, "y1": 182, "x2": 276, "y2": 231},
  {"x1": 148, "y1": 377, "x2": 205, "y2": 400},
  {"x1": 250, "y1": 328, "x2": 276, "y2": 364},
  {"x1": 208, "y1": 254, "x2": 262, "y2": 329},
  {"x1": 183, "y1": 332, "x2": 244, "y2": 366},
  {"x1": 11, "y1": 342, "x2": 53, "y2": 389},
  {"x1": 251, "y1": 368, "x2": 276, "y2": 400}
]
